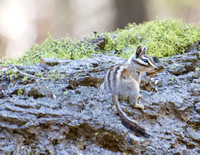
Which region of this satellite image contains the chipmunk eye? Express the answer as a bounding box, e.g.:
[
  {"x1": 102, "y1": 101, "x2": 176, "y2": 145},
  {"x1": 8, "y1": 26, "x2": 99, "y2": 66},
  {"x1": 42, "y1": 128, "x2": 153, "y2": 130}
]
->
[{"x1": 143, "y1": 59, "x2": 148, "y2": 63}]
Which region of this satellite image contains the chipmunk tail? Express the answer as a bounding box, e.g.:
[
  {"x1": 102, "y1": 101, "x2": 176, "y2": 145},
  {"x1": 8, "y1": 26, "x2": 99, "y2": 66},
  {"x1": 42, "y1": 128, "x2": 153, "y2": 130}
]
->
[
  {"x1": 121, "y1": 117, "x2": 151, "y2": 138},
  {"x1": 114, "y1": 95, "x2": 150, "y2": 138}
]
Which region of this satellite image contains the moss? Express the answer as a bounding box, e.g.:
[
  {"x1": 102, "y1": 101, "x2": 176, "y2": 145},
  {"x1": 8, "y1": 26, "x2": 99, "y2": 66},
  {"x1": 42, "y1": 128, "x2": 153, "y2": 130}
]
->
[
  {"x1": 1, "y1": 18, "x2": 200, "y2": 65},
  {"x1": 105, "y1": 18, "x2": 200, "y2": 58},
  {"x1": 23, "y1": 76, "x2": 28, "y2": 82},
  {"x1": 1, "y1": 35, "x2": 99, "y2": 66},
  {"x1": 195, "y1": 67, "x2": 200, "y2": 71},
  {"x1": 17, "y1": 88, "x2": 24, "y2": 95}
]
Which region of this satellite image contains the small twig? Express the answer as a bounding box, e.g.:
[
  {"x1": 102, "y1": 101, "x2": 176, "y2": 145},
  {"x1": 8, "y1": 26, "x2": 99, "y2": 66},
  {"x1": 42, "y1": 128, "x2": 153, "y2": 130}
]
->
[{"x1": 15, "y1": 68, "x2": 50, "y2": 80}]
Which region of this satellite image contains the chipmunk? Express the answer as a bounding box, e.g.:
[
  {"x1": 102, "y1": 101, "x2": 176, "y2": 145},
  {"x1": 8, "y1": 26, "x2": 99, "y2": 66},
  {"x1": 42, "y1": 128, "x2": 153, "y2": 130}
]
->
[{"x1": 101, "y1": 45, "x2": 158, "y2": 138}]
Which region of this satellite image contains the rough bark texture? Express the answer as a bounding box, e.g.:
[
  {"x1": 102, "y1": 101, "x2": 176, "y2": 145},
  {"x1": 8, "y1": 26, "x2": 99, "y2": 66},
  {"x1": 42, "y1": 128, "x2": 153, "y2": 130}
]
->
[{"x1": 0, "y1": 50, "x2": 200, "y2": 154}]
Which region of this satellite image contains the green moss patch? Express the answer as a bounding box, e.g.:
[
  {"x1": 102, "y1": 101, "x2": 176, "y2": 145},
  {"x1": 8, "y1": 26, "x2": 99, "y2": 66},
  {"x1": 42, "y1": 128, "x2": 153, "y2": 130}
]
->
[
  {"x1": 2, "y1": 36, "x2": 100, "y2": 66},
  {"x1": 1, "y1": 18, "x2": 200, "y2": 65},
  {"x1": 105, "y1": 18, "x2": 200, "y2": 58}
]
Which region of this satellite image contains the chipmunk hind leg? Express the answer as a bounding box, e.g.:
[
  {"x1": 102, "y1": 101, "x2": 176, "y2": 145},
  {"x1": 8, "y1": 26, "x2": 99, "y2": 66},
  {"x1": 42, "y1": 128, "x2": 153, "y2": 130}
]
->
[
  {"x1": 129, "y1": 89, "x2": 144, "y2": 110},
  {"x1": 112, "y1": 94, "x2": 118, "y2": 105},
  {"x1": 113, "y1": 95, "x2": 120, "y2": 114}
]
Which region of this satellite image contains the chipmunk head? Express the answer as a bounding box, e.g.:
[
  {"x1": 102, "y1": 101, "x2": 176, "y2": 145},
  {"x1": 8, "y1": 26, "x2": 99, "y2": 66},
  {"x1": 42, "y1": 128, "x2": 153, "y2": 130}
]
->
[{"x1": 127, "y1": 46, "x2": 158, "y2": 73}]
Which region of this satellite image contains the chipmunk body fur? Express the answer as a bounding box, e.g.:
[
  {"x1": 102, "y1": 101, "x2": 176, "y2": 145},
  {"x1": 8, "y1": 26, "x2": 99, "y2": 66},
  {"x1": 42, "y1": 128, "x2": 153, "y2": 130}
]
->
[{"x1": 101, "y1": 46, "x2": 157, "y2": 138}]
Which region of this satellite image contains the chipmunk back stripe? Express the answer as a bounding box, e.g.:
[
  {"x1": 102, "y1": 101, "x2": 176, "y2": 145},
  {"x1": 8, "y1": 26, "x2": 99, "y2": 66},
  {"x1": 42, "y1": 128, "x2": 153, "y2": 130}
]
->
[
  {"x1": 107, "y1": 68, "x2": 112, "y2": 91},
  {"x1": 116, "y1": 65, "x2": 126, "y2": 85},
  {"x1": 113, "y1": 65, "x2": 121, "y2": 92},
  {"x1": 104, "y1": 68, "x2": 111, "y2": 91}
]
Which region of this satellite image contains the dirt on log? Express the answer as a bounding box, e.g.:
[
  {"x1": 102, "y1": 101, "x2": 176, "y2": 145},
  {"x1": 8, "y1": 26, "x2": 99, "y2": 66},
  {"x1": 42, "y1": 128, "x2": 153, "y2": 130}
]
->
[{"x1": 0, "y1": 49, "x2": 200, "y2": 154}]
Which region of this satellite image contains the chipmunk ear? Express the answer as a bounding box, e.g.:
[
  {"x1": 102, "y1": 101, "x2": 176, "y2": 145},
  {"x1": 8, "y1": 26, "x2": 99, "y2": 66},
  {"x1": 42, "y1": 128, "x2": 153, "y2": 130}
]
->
[
  {"x1": 142, "y1": 47, "x2": 146, "y2": 54},
  {"x1": 127, "y1": 45, "x2": 142, "y2": 63},
  {"x1": 135, "y1": 45, "x2": 142, "y2": 58}
]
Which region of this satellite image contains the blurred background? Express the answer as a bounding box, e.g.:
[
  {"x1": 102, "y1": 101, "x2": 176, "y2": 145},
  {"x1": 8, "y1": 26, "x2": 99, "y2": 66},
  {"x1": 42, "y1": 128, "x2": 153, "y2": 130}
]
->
[{"x1": 0, "y1": 0, "x2": 200, "y2": 58}]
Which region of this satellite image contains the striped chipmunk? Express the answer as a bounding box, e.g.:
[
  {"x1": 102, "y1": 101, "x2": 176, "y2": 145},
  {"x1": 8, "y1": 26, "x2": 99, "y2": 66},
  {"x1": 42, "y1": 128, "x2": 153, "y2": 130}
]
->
[{"x1": 100, "y1": 45, "x2": 158, "y2": 138}]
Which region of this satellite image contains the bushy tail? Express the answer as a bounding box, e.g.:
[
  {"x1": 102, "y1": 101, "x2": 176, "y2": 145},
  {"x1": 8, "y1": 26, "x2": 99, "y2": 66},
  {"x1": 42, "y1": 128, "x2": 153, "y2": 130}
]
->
[{"x1": 114, "y1": 96, "x2": 150, "y2": 138}]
